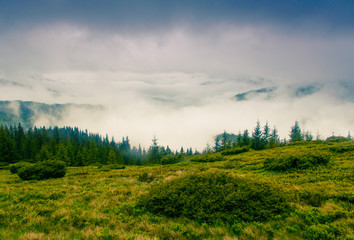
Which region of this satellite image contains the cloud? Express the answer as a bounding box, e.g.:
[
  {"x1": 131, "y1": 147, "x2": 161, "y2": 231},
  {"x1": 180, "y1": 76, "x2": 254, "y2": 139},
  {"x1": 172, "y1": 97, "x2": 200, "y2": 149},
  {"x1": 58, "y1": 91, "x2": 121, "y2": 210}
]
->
[{"x1": 0, "y1": 10, "x2": 353, "y2": 150}]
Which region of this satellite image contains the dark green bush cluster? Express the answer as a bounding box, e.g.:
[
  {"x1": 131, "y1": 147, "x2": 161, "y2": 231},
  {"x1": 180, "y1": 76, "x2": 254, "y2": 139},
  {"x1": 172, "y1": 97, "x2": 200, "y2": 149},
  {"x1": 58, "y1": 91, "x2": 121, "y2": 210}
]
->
[
  {"x1": 138, "y1": 170, "x2": 291, "y2": 223},
  {"x1": 299, "y1": 190, "x2": 327, "y2": 207},
  {"x1": 17, "y1": 160, "x2": 67, "y2": 180},
  {"x1": 264, "y1": 151, "x2": 331, "y2": 171},
  {"x1": 109, "y1": 164, "x2": 126, "y2": 169},
  {"x1": 160, "y1": 155, "x2": 181, "y2": 165},
  {"x1": 98, "y1": 164, "x2": 126, "y2": 171},
  {"x1": 221, "y1": 146, "x2": 250, "y2": 156},
  {"x1": 329, "y1": 143, "x2": 354, "y2": 153},
  {"x1": 326, "y1": 136, "x2": 350, "y2": 142},
  {"x1": 190, "y1": 154, "x2": 224, "y2": 163},
  {"x1": 296, "y1": 208, "x2": 348, "y2": 240},
  {"x1": 10, "y1": 162, "x2": 33, "y2": 174},
  {"x1": 137, "y1": 172, "x2": 155, "y2": 182},
  {"x1": 0, "y1": 162, "x2": 9, "y2": 170}
]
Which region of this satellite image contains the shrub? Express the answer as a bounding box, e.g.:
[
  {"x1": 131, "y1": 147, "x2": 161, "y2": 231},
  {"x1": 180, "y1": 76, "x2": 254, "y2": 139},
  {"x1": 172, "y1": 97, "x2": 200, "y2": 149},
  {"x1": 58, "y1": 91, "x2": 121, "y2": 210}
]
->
[
  {"x1": 99, "y1": 164, "x2": 126, "y2": 171},
  {"x1": 299, "y1": 191, "x2": 326, "y2": 207},
  {"x1": 161, "y1": 155, "x2": 181, "y2": 165},
  {"x1": 221, "y1": 146, "x2": 250, "y2": 156},
  {"x1": 264, "y1": 151, "x2": 331, "y2": 171},
  {"x1": 0, "y1": 162, "x2": 9, "y2": 170},
  {"x1": 326, "y1": 136, "x2": 350, "y2": 142},
  {"x1": 190, "y1": 154, "x2": 224, "y2": 163},
  {"x1": 108, "y1": 164, "x2": 126, "y2": 169},
  {"x1": 9, "y1": 162, "x2": 33, "y2": 174},
  {"x1": 329, "y1": 142, "x2": 354, "y2": 153},
  {"x1": 17, "y1": 160, "x2": 67, "y2": 180},
  {"x1": 137, "y1": 172, "x2": 155, "y2": 182},
  {"x1": 138, "y1": 170, "x2": 291, "y2": 223}
]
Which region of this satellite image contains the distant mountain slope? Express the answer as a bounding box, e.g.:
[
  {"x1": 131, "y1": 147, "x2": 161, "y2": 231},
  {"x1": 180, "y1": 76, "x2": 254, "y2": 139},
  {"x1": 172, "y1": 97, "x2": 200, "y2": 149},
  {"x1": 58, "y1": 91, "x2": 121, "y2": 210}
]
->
[
  {"x1": 233, "y1": 84, "x2": 323, "y2": 102},
  {"x1": 0, "y1": 100, "x2": 100, "y2": 128},
  {"x1": 234, "y1": 87, "x2": 276, "y2": 101}
]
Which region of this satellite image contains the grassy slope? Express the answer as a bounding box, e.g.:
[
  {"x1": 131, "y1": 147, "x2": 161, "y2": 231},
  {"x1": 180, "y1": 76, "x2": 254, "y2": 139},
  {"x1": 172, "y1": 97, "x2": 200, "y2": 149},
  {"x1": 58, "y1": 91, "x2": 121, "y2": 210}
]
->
[{"x1": 0, "y1": 141, "x2": 353, "y2": 240}]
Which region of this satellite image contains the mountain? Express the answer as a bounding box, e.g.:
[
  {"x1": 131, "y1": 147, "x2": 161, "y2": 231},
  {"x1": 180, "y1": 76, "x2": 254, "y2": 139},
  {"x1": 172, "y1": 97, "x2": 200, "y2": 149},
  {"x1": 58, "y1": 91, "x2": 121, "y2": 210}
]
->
[
  {"x1": 234, "y1": 87, "x2": 276, "y2": 101},
  {"x1": 0, "y1": 100, "x2": 101, "y2": 128},
  {"x1": 234, "y1": 84, "x2": 323, "y2": 102}
]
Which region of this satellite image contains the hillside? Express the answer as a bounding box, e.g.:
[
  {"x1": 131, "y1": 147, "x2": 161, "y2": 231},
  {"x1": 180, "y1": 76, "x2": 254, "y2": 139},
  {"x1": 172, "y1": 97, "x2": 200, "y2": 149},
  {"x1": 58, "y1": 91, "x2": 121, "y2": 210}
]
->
[
  {"x1": 0, "y1": 100, "x2": 100, "y2": 128},
  {"x1": 0, "y1": 141, "x2": 353, "y2": 239}
]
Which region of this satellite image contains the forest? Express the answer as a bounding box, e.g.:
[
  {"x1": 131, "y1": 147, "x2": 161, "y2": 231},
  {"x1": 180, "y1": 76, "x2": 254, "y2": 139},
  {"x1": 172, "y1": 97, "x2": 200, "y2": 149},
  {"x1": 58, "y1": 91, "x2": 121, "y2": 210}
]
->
[{"x1": 0, "y1": 121, "x2": 343, "y2": 167}]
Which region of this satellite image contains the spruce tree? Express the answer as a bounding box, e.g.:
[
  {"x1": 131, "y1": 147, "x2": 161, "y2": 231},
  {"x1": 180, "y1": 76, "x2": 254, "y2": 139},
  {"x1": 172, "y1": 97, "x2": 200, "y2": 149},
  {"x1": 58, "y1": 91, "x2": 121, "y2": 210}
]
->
[
  {"x1": 289, "y1": 121, "x2": 303, "y2": 142},
  {"x1": 251, "y1": 121, "x2": 262, "y2": 150},
  {"x1": 269, "y1": 126, "x2": 280, "y2": 148},
  {"x1": 242, "y1": 129, "x2": 251, "y2": 146},
  {"x1": 262, "y1": 121, "x2": 270, "y2": 149}
]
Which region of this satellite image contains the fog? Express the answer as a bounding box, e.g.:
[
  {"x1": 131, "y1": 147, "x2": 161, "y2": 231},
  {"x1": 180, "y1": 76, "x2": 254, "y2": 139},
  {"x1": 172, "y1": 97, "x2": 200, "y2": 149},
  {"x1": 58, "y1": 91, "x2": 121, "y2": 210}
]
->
[{"x1": 1, "y1": 2, "x2": 353, "y2": 150}]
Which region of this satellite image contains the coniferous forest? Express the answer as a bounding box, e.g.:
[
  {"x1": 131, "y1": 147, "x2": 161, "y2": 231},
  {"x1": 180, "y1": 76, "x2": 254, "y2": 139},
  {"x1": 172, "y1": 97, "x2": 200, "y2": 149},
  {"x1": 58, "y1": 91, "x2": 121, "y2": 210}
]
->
[{"x1": 1, "y1": 120, "x2": 343, "y2": 167}]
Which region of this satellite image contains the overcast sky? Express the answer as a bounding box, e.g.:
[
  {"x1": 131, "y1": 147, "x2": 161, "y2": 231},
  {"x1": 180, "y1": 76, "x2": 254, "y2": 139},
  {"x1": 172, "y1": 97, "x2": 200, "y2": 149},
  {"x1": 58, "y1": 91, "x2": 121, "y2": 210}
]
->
[{"x1": 0, "y1": 0, "x2": 354, "y2": 150}]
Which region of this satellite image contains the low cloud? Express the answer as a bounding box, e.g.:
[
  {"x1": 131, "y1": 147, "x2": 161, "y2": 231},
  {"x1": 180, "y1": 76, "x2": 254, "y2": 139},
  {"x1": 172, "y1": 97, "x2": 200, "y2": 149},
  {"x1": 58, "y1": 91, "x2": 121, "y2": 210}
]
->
[{"x1": 0, "y1": 22, "x2": 353, "y2": 150}]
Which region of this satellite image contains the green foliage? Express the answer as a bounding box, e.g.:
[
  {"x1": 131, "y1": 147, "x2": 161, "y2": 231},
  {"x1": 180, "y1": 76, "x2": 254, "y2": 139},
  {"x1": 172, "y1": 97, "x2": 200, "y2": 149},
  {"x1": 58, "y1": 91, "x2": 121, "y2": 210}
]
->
[
  {"x1": 326, "y1": 136, "x2": 350, "y2": 142},
  {"x1": 299, "y1": 191, "x2": 327, "y2": 207},
  {"x1": 137, "y1": 172, "x2": 155, "y2": 182},
  {"x1": 289, "y1": 121, "x2": 304, "y2": 142},
  {"x1": 160, "y1": 154, "x2": 181, "y2": 165},
  {"x1": 17, "y1": 160, "x2": 67, "y2": 180},
  {"x1": 264, "y1": 151, "x2": 331, "y2": 171},
  {"x1": 108, "y1": 164, "x2": 126, "y2": 170},
  {"x1": 328, "y1": 142, "x2": 354, "y2": 153},
  {"x1": 98, "y1": 164, "x2": 126, "y2": 171},
  {"x1": 9, "y1": 161, "x2": 32, "y2": 174},
  {"x1": 190, "y1": 153, "x2": 224, "y2": 162},
  {"x1": 138, "y1": 170, "x2": 291, "y2": 223},
  {"x1": 221, "y1": 146, "x2": 250, "y2": 156}
]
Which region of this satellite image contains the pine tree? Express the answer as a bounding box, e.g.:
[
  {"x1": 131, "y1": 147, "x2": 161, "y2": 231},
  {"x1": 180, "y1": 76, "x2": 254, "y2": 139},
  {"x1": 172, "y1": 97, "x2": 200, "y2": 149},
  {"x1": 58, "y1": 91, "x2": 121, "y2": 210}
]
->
[
  {"x1": 304, "y1": 131, "x2": 313, "y2": 141},
  {"x1": 289, "y1": 121, "x2": 303, "y2": 142},
  {"x1": 262, "y1": 121, "x2": 270, "y2": 149},
  {"x1": 269, "y1": 126, "x2": 280, "y2": 148},
  {"x1": 107, "y1": 149, "x2": 118, "y2": 164},
  {"x1": 236, "y1": 132, "x2": 242, "y2": 147},
  {"x1": 221, "y1": 131, "x2": 228, "y2": 151},
  {"x1": 0, "y1": 126, "x2": 16, "y2": 163},
  {"x1": 214, "y1": 136, "x2": 220, "y2": 152},
  {"x1": 251, "y1": 121, "x2": 262, "y2": 150},
  {"x1": 56, "y1": 143, "x2": 70, "y2": 164},
  {"x1": 242, "y1": 129, "x2": 251, "y2": 146},
  {"x1": 148, "y1": 136, "x2": 161, "y2": 163}
]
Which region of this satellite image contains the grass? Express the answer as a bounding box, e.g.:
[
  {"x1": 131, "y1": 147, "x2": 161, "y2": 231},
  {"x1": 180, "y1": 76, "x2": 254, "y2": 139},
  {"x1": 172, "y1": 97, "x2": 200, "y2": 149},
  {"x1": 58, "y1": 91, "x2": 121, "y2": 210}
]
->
[{"x1": 0, "y1": 141, "x2": 353, "y2": 239}]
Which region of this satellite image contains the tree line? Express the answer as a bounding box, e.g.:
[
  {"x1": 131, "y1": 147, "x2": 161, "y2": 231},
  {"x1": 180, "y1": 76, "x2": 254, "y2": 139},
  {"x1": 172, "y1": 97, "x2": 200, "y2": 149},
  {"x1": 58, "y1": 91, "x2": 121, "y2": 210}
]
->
[
  {"x1": 0, "y1": 121, "x2": 352, "y2": 166},
  {"x1": 211, "y1": 121, "x2": 352, "y2": 153},
  {"x1": 0, "y1": 124, "x2": 197, "y2": 166}
]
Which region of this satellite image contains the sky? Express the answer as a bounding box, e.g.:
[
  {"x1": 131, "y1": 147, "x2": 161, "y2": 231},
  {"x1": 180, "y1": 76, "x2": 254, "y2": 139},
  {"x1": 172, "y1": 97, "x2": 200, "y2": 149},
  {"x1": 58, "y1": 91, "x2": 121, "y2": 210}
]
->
[{"x1": 0, "y1": 0, "x2": 354, "y2": 150}]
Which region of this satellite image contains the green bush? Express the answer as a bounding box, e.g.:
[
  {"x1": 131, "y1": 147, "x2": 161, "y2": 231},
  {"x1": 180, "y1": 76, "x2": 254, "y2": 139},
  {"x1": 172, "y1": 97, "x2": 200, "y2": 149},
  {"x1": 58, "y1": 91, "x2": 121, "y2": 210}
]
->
[
  {"x1": 137, "y1": 172, "x2": 155, "y2": 182},
  {"x1": 264, "y1": 151, "x2": 331, "y2": 171},
  {"x1": 221, "y1": 146, "x2": 250, "y2": 156},
  {"x1": 9, "y1": 162, "x2": 32, "y2": 174},
  {"x1": 160, "y1": 155, "x2": 181, "y2": 165},
  {"x1": 0, "y1": 162, "x2": 9, "y2": 170},
  {"x1": 326, "y1": 136, "x2": 350, "y2": 142},
  {"x1": 138, "y1": 170, "x2": 291, "y2": 223},
  {"x1": 329, "y1": 142, "x2": 354, "y2": 153},
  {"x1": 99, "y1": 164, "x2": 126, "y2": 171},
  {"x1": 17, "y1": 160, "x2": 67, "y2": 180},
  {"x1": 108, "y1": 164, "x2": 126, "y2": 169},
  {"x1": 299, "y1": 191, "x2": 326, "y2": 207},
  {"x1": 190, "y1": 154, "x2": 224, "y2": 163}
]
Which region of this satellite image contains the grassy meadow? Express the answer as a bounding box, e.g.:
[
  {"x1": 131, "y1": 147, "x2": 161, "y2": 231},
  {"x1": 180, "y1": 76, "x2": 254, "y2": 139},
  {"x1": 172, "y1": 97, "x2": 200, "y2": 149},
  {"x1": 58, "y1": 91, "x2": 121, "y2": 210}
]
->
[{"x1": 0, "y1": 141, "x2": 353, "y2": 239}]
